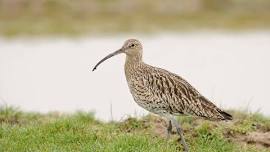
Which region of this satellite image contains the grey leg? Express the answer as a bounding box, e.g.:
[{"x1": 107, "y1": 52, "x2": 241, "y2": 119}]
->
[
  {"x1": 170, "y1": 117, "x2": 189, "y2": 152},
  {"x1": 166, "y1": 120, "x2": 173, "y2": 139}
]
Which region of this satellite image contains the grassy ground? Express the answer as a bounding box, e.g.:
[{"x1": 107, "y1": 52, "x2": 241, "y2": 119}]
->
[
  {"x1": 0, "y1": 0, "x2": 270, "y2": 37},
  {"x1": 0, "y1": 106, "x2": 270, "y2": 152}
]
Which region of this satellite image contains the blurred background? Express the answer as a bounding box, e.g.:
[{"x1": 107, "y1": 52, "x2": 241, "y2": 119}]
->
[{"x1": 0, "y1": 0, "x2": 270, "y2": 121}]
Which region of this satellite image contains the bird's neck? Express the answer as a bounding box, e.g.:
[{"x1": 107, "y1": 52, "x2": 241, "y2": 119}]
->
[
  {"x1": 125, "y1": 53, "x2": 143, "y2": 78},
  {"x1": 126, "y1": 52, "x2": 142, "y2": 63}
]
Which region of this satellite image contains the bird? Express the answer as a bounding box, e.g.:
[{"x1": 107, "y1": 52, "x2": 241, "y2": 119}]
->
[{"x1": 92, "y1": 39, "x2": 232, "y2": 152}]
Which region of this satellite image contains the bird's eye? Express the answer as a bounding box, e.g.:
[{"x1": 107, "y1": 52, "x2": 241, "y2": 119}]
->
[{"x1": 130, "y1": 44, "x2": 135, "y2": 47}]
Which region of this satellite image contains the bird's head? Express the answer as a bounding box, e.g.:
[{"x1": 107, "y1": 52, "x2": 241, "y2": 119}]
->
[
  {"x1": 122, "y1": 39, "x2": 143, "y2": 56},
  {"x1": 92, "y1": 39, "x2": 143, "y2": 71}
]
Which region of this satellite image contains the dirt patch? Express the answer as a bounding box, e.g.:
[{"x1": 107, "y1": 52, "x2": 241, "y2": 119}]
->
[
  {"x1": 119, "y1": 117, "x2": 150, "y2": 133},
  {"x1": 0, "y1": 116, "x2": 20, "y2": 124},
  {"x1": 152, "y1": 117, "x2": 168, "y2": 138},
  {"x1": 236, "y1": 132, "x2": 270, "y2": 148}
]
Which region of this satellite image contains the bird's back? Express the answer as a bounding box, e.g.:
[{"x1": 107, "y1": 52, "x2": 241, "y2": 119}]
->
[{"x1": 125, "y1": 62, "x2": 232, "y2": 120}]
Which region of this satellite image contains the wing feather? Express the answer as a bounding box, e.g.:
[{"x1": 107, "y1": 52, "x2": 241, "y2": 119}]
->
[{"x1": 145, "y1": 64, "x2": 232, "y2": 120}]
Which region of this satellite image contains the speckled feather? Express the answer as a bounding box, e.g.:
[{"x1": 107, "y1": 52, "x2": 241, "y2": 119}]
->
[{"x1": 124, "y1": 39, "x2": 232, "y2": 121}]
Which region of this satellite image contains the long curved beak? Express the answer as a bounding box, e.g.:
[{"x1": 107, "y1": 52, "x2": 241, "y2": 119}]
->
[{"x1": 92, "y1": 48, "x2": 123, "y2": 71}]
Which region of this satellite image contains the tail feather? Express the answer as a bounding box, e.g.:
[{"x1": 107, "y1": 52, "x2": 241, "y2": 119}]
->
[
  {"x1": 219, "y1": 110, "x2": 233, "y2": 120},
  {"x1": 199, "y1": 96, "x2": 233, "y2": 121}
]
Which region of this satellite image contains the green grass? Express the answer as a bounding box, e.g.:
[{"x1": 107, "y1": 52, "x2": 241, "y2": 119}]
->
[
  {"x1": 0, "y1": 106, "x2": 270, "y2": 152},
  {"x1": 1, "y1": 0, "x2": 270, "y2": 37}
]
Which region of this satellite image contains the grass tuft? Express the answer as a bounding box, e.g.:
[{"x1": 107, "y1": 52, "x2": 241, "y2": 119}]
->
[{"x1": 0, "y1": 107, "x2": 270, "y2": 152}]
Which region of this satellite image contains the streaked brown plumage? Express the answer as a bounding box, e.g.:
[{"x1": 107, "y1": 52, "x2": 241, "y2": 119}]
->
[{"x1": 93, "y1": 39, "x2": 232, "y2": 152}]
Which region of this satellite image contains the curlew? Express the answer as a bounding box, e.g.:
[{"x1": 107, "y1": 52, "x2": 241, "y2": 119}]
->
[{"x1": 92, "y1": 39, "x2": 232, "y2": 152}]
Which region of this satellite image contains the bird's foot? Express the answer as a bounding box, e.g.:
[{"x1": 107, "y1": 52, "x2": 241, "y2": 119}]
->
[{"x1": 177, "y1": 137, "x2": 189, "y2": 152}]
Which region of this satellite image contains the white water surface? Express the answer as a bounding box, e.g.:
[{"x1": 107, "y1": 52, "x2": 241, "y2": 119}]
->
[{"x1": 0, "y1": 32, "x2": 270, "y2": 121}]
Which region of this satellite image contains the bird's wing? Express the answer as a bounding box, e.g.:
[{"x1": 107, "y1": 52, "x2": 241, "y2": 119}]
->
[{"x1": 145, "y1": 65, "x2": 232, "y2": 120}]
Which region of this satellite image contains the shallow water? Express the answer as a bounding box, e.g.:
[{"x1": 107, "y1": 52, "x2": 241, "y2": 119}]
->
[{"x1": 0, "y1": 32, "x2": 270, "y2": 121}]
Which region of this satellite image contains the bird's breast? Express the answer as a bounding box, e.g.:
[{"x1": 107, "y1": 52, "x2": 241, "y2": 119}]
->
[
  {"x1": 124, "y1": 71, "x2": 168, "y2": 114},
  {"x1": 125, "y1": 70, "x2": 150, "y2": 100}
]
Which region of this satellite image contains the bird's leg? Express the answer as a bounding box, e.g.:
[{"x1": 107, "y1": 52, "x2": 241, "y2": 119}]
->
[
  {"x1": 170, "y1": 117, "x2": 189, "y2": 152},
  {"x1": 166, "y1": 120, "x2": 173, "y2": 139}
]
